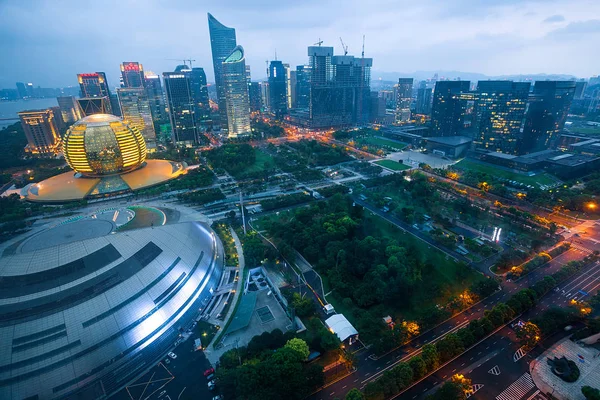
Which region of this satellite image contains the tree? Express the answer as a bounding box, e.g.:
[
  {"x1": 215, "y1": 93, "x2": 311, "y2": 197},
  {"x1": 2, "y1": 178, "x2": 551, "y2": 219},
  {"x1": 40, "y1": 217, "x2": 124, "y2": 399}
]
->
[
  {"x1": 428, "y1": 374, "x2": 471, "y2": 400},
  {"x1": 284, "y1": 338, "x2": 310, "y2": 360},
  {"x1": 470, "y1": 279, "x2": 499, "y2": 298},
  {"x1": 421, "y1": 344, "x2": 440, "y2": 371},
  {"x1": 290, "y1": 292, "x2": 315, "y2": 317},
  {"x1": 582, "y1": 386, "x2": 600, "y2": 400},
  {"x1": 409, "y1": 356, "x2": 427, "y2": 379},
  {"x1": 517, "y1": 322, "x2": 541, "y2": 349},
  {"x1": 346, "y1": 388, "x2": 366, "y2": 400},
  {"x1": 436, "y1": 333, "x2": 464, "y2": 362}
]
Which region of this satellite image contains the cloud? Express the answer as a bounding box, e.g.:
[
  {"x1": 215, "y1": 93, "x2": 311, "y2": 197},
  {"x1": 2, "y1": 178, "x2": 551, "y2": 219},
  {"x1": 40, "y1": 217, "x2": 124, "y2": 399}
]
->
[
  {"x1": 543, "y1": 14, "x2": 566, "y2": 23},
  {"x1": 547, "y1": 19, "x2": 600, "y2": 37}
]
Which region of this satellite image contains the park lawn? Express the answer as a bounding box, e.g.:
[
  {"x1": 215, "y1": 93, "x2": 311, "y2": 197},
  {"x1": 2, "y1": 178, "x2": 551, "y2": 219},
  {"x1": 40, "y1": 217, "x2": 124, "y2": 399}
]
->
[
  {"x1": 242, "y1": 149, "x2": 275, "y2": 176},
  {"x1": 361, "y1": 136, "x2": 407, "y2": 150},
  {"x1": 375, "y1": 159, "x2": 411, "y2": 171},
  {"x1": 362, "y1": 212, "x2": 485, "y2": 314},
  {"x1": 453, "y1": 159, "x2": 558, "y2": 187}
]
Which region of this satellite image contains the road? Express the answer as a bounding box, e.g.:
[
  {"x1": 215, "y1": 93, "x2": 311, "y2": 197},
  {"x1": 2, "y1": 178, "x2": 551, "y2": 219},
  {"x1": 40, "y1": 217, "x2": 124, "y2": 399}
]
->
[{"x1": 308, "y1": 248, "x2": 598, "y2": 400}]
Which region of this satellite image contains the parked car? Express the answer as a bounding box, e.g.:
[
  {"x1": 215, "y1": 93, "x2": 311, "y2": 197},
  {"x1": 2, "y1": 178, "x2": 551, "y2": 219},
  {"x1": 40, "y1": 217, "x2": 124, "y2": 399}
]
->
[
  {"x1": 164, "y1": 358, "x2": 170, "y2": 365},
  {"x1": 167, "y1": 352, "x2": 177, "y2": 359},
  {"x1": 206, "y1": 374, "x2": 215, "y2": 381},
  {"x1": 204, "y1": 368, "x2": 215, "y2": 376},
  {"x1": 208, "y1": 380, "x2": 216, "y2": 391}
]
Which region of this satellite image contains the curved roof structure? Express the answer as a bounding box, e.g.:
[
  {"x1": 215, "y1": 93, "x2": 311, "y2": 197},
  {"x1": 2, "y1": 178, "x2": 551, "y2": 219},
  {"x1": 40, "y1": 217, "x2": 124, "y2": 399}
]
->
[
  {"x1": 224, "y1": 45, "x2": 244, "y2": 63},
  {"x1": 0, "y1": 220, "x2": 224, "y2": 399},
  {"x1": 325, "y1": 314, "x2": 358, "y2": 342}
]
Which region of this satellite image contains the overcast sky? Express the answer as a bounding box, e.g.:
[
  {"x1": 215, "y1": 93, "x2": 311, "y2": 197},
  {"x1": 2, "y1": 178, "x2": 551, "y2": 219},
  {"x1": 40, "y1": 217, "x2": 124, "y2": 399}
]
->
[{"x1": 1, "y1": 0, "x2": 599, "y2": 89}]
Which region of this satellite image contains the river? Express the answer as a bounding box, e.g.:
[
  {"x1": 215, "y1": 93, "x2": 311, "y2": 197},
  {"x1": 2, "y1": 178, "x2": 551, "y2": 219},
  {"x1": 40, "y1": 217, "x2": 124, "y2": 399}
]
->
[{"x1": 0, "y1": 98, "x2": 60, "y2": 129}]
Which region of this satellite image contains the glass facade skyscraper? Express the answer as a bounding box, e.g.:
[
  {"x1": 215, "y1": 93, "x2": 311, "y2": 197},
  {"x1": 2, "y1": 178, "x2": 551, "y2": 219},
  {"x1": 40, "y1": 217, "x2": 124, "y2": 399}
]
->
[
  {"x1": 474, "y1": 81, "x2": 530, "y2": 155},
  {"x1": 190, "y1": 67, "x2": 211, "y2": 129},
  {"x1": 57, "y1": 96, "x2": 82, "y2": 123},
  {"x1": 144, "y1": 71, "x2": 166, "y2": 122},
  {"x1": 268, "y1": 60, "x2": 288, "y2": 118},
  {"x1": 163, "y1": 68, "x2": 198, "y2": 145},
  {"x1": 295, "y1": 65, "x2": 311, "y2": 109},
  {"x1": 415, "y1": 80, "x2": 432, "y2": 115},
  {"x1": 395, "y1": 78, "x2": 413, "y2": 124},
  {"x1": 77, "y1": 72, "x2": 113, "y2": 114},
  {"x1": 117, "y1": 88, "x2": 157, "y2": 144},
  {"x1": 222, "y1": 46, "x2": 251, "y2": 137},
  {"x1": 431, "y1": 80, "x2": 470, "y2": 136},
  {"x1": 208, "y1": 13, "x2": 237, "y2": 129},
  {"x1": 520, "y1": 81, "x2": 576, "y2": 154},
  {"x1": 120, "y1": 62, "x2": 144, "y2": 88}
]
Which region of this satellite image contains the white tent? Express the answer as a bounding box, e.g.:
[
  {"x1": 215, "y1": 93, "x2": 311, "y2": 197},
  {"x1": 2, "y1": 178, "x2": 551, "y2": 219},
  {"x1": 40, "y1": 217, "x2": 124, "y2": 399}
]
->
[{"x1": 325, "y1": 314, "x2": 358, "y2": 342}]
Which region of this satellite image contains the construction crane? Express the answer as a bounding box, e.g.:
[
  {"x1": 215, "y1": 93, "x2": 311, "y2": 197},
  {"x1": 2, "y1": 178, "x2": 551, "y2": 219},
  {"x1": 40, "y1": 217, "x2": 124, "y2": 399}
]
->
[
  {"x1": 339, "y1": 37, "x2": 348, "y2": 56},
  {"x1": 166, "y1": 58, "x2": 196, "y2": 68},
  {"x1": 314, "y1": 38, "x2": 323, "y2": 46}
]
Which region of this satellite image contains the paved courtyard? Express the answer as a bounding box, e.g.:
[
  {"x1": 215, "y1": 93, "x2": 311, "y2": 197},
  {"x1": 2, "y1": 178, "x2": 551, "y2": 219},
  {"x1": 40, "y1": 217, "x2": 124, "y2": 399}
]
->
[
  {"x1": 531, "y1": 337, "x2": 600, "y2": 400},
  {"x1": 385, "y1": 150, "x2": 457, "y2": 169}
]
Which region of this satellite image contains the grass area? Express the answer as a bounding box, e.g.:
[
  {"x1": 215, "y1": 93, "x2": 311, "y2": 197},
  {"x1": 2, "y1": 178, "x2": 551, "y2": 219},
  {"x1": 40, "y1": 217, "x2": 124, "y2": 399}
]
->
[
  {"x1": 244, "y1": 149, "x2": 275, "y2": 175},
  {"x1": 362, "y1": 213, "x2": 485, "y2": 316},
  {"x1": 195, "y1": 320, "x2": 219, "y2": 349},
  {"x1": 214, "y1": 223, "x2": 239, "y2": 267},
  {"x1": 375, "y1": 159, "x2": 411, "y2": 171},
  {"x1": 453, "y1": 159, "x2": 558, "y2": 187},
  {"x1": 361, "y1": 136, "x2": 407, "y2": 150}
]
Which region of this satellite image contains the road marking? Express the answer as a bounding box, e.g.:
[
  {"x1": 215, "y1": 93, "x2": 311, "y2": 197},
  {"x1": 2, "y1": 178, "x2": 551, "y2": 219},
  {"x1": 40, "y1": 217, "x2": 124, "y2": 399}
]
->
[
  {"x1": 342, "y1": 386, "x2": 346, "y2": 389},
  {"x1": 514, "y1": 346, "x2": 527, "y2": 362},
  {"x1": 467, "y1": 384, "x2": 484, "y2": 398},
  {"x1": 496, "y1": 373, "x2": 534, "y2": 400},
  {"x1": 488, "y1": 365, "x2": 501, "y2": 376}
]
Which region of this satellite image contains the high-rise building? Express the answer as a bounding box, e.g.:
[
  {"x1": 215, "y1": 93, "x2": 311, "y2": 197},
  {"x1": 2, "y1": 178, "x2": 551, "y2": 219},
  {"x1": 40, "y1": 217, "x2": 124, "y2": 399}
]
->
[
  {"x1": 208, "y1": 13, "x2": 237, "y2": 128},
  {"x1": 18, "y1": 109, "x2": 61, "y2": 156},
  {"x1": 395, "y1": 78, "x2": 413, "y2": 124},
  {"x1": 289, "y1": 69, "x2": 297, "y2": 109},
  {"x1": 473, "y1": 81, "x2": 530, "y2": 154},
  {"x1": 268, "y1": 60, "x2": 287, "y2": 118},
  {"x1": 307, "y1": 45, "x2": 372, "y2": 128},
  {"x1": 110, "y1": 94, "x2": 121, "y2": 117},
  {"x1": 16, "y1": 82, "x2": 27, "y2": 99},
  {"x1": 261, "y1": 81, "x2": 270, "y2": 111},
  {"x1": 190, "y1": 67, "x2": 211, "y2": 128},
  {"x1": 249, "y1": 82, "x2": 262, "y2": 112},
  {"x1": 245, "y1": 65, "x2": 252, "y2": 82},
  {"x1": 574, "y1": 80, "x2": 587, "y2": 99},
  {"x1": 284, "y1": 63, "x2": 293, "y2": 110},
  {"x1": 144, "y1": 71, "x2": 166, "y2": 122},
  {"x1": 117, "y1": 88, "x2": 157, "y2": 144},
  {"x1": 120, "y1": 62, "x2": 145, "y2": 88},
  {"x1": 519, "y1": 81, "x2": 576, "y2": 154},
  {"x1": 431, "y1": 80, "x2": 470, "y2": 136},
  {"x1": 77, "y1": 98, "x2": 111, "y2": 117},
  {"x1": 222, "y1": 46, "x2": 251, "y2": 137},
  {"x1": 295, "y1": 65, "x2": 311, "y2": 109},
  {"x1": 26, "y1": 83, "x2": 34, "y2": 97},
  {"x1": 49, "y1": 106, "x2": 67, "y2": 135},
  {"x1": 163, "y1": 67, "x2": 198, "y2": 145},
  {"x1": 416, "y1": 80, "x2": 432, "y2": 115},
  {"x1": 57, "y1": 96, "x2": 82, "y2": 123},
  {"x1": 77, "y1": 72, "x2": 113, "y2": 114}
]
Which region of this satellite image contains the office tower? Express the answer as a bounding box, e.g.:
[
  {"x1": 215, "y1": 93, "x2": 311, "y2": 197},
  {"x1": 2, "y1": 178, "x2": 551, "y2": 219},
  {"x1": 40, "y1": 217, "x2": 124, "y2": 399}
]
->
[
  {"x1": 284, "y1": 63, "x2": 293, "y2": 109},
  {"x1": 18, "y1": 109, "x2": 61, "y2": 156},
  {"x1": 589, "y1": 76, "x2": 600, "y2": 88},
  {"x1": 245, "y1": 65, "x2": 251, "y2": 82},
  {"x1": 144, "y1": 71, "x2": 166, "y2": 122},
  {"x1": 520, "y1": 81, "x2": 576, "y2": 154},
  {"x1": 473, "y1": 81, "x2": 530, "y2": 154},
  {"x1": 416, "y1": 81, "x2": 432, "y2": 114},
  {"x1": 261, "y1": 81, "x2": 270, "y2": 111},
  {"x1": 163, "y1": 67, "x2": 198, "y2": 145},
  {"x1": 78, "y1": 72, "x2": 113, "y2": 114},
  {"x1": 289, "y1": 69, "x2": 297, "y2": 109},
  {"x1": 26, "y1": 83, "x2": 34, "y2": 97},
  {"x1": 431, "y1": 80, "x2": 470, "y2": 136},
  {"x1": 190, "y1": 67, "x2": 211, "y2": 128},
  {"x1": 49, "y1": 106, "x2": 67, "y2": 134},
  {"x1": 249, "y1": 82, "x2": 262, "y2": 112},
  {"x1": 57, "y1": 96, "x2": 82, "y2": 123},
  {"x1": 0, "y1": 89, "x2": 18, "y2": 101},
  {"x1": 16, "y1": 82, "x2": 27, "y2": 99},
  {"x1": 110, "y1": 94, "x2": 122, "y2": 116},
  {"x1": 268, "y1": 60, "x2": 287, "y2": 118},
  {"x1": 574, "y1": 80, "x2": 587, "y2": 99},
  {"x1": 120, "y1": 62, "x2": 144, "y2": 88},
  {"x1": 208, "y1": 13, "x2": 237, "y2": 128},
  {"x1": 369, "y1": 91, "x2": 386, "y2": 123},
  {"x1": 222, "y1": 46, "x2": 251, "y2": 137},
  {"x1": 307, "y1": 45, "x2": 372, "y2": 128},
  {"x1": 295, "y1": 65, "x2": 311, "y2": 109},
  {"x1": 77, "y1": 98, "x2": 110, "y2": 116},
  {"x1": 117, "y1": 88, "x2": 157, "y2": 143},
  {"x1": 395, "y1": 78, "x2": 413, "y2": 124}
]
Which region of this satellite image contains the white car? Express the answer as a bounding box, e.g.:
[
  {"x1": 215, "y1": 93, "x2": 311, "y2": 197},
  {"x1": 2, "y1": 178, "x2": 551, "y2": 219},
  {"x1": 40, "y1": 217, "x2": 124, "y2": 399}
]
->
[{"x1": 167, "y1": 352, "x2": 177, "y2": 359}]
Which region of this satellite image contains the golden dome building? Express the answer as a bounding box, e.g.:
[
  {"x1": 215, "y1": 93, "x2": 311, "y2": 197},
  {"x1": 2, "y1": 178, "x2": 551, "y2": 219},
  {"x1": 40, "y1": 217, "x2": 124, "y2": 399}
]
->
[{"x1": 26, "y1": 114, "x2": 185, "y2": 202}]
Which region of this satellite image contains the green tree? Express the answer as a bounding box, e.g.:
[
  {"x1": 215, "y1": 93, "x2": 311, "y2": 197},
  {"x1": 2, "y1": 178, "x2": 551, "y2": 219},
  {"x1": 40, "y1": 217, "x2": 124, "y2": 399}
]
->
[
  {"x1": 517, "y1": 322, "x2": 541, "y2": 349},
  {"x1": 582, "y1": 386, "x2": 600, "y2": 400},
  {"x1": 346, "y1": 388, "x2": 366, "y2": 400},
  {"x1": 409, "y1": 356, "x2": 427, "y2": 379},
  {"x1": 421, "y1": 344, "x2": 440, "y2": 371},
  {"x1": 436, "y1": 333, "x2": 464, "y2": 362},
  {"x1": 284, "y1": 338, "x2": 310, "y2": 360},
  {"x1": 290, "y1": 292, "x2": 315, "y2": 317}
]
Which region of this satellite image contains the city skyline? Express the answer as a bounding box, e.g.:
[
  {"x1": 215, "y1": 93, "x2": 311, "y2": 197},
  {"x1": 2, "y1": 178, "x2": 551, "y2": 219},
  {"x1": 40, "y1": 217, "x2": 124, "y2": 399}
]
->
[{"x1": 1, "y1": 0, "x2": 600, "y2": 89}]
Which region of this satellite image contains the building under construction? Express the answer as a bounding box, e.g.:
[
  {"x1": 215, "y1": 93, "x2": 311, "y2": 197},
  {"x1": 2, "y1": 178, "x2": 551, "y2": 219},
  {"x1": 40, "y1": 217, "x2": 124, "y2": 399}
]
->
[{"x1": 289, "y1": 42, "x2": 372, "y2": 129}]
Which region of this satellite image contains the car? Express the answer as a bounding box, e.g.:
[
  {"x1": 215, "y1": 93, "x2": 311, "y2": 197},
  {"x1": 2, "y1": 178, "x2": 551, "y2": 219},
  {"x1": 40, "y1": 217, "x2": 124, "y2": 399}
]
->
[
  {"x1": 213, "y1": 396, "x2": 223, "y2": 400},
  {"x1": 204, "y1": 368, "x2": 215, "y2": 376},
  {"x1": 206, "y1": 373, "x2": 215, "y2": 381},
  {"x1": 208, "y1": 380, "x2": 216, "y2": 391},
  {"x1": 159, "y1": 390, "x2": 167, "y2": 397},
  {"x1": 167, "y1": 352, "x2": 177, "y2": 359},
  {"x1": 164, "y1": 358, "x2": 170, "y2": 365}
]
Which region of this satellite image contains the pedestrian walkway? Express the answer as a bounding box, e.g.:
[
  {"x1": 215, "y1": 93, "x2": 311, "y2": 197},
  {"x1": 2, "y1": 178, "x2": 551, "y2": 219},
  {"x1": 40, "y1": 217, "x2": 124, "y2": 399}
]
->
[
  {"x1": 514, "y1": 347, "x2": 527, "y2": 362},
  {"x1": 571, "y1": 243, "x2": 593, "y2": 254},
  {"x1": 496, "y1": 373, "x2": 534, "y2": 400}
]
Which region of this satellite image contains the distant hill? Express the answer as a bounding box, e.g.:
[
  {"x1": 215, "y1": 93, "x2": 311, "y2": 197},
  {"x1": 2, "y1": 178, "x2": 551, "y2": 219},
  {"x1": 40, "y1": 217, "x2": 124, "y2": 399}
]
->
[{"x1": 371, "y1": 70, "x2": 578, "y2": 84}]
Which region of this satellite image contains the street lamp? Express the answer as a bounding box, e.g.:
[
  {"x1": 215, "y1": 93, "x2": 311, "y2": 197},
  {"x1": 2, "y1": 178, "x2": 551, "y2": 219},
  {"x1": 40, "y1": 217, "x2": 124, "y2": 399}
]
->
[{"x1": 587, "y1": 202, "x2": 597, "y2": 211}]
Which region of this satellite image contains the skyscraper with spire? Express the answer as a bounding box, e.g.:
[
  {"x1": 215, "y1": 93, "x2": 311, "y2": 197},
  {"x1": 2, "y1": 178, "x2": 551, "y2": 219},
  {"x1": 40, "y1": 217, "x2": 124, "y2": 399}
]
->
[{"x1": 207, "y1": 13, "x2": 237, "y2": 129}]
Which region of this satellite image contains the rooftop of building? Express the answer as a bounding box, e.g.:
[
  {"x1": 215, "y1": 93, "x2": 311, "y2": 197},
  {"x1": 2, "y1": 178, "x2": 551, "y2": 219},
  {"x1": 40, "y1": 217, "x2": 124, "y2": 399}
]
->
[{"x1": 426, "y1": 136, "x2": 472, "y2": 146}]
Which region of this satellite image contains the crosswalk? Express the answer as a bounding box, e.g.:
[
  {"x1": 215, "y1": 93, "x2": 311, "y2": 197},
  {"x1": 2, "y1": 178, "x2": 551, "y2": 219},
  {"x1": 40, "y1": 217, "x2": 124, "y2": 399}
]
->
[
  {"x1": 570, "y1": 243, "x2": 593, "y2": 254},
  {"x1": 488, "y1": 365, "x2": 501, "y2": 375},
  {"x1": 496, "y1": 373, "x2": 535, "y2": 400},
  {"x1": 466, "y1": 384, "x2": 484, "y2": 398}
]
